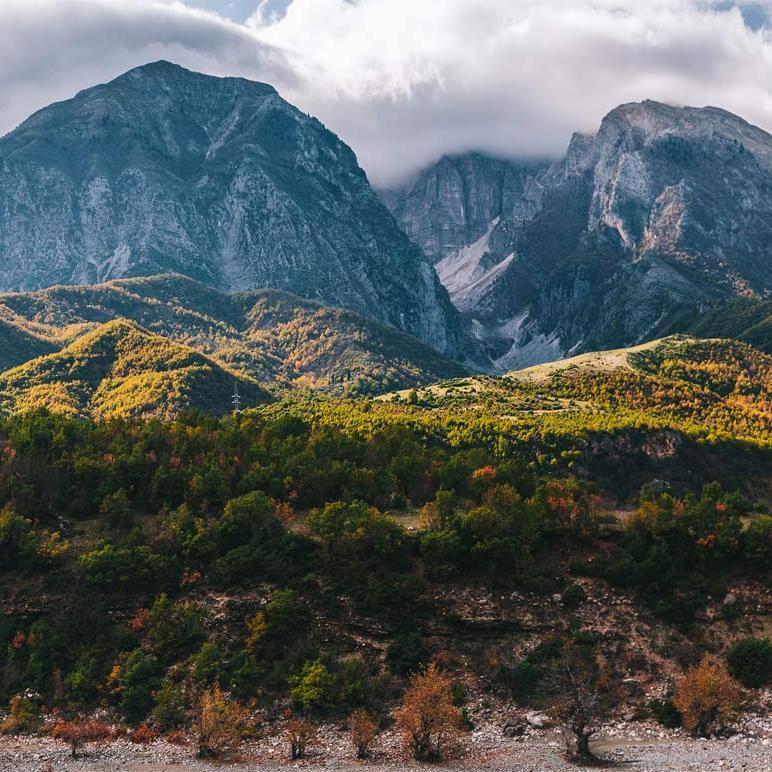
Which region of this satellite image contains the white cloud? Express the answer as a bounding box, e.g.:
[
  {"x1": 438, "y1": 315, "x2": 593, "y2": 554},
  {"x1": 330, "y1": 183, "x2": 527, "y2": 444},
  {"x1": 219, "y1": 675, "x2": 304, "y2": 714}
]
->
[
  {"x1": 0, "y1": 1, "x2": 291, "y2": 140},
  {"x1": 2, "y1": 1, "x2": 772, "y2": 185}
]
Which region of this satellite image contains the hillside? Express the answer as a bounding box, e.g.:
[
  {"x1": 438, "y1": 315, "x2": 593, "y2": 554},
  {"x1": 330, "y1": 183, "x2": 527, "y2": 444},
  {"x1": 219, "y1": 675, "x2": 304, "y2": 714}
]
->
[
  {"x1": 0, "y1": 315, "x2": 56, "y2": 370},
  {"x1": 0, "y1": 319, "x2": 271, "y2": 419},
  {"x1": 0, "y1": 345, "x2": 768, "y2": 767},
  {"x1": 0, "y1": 275, "x2": 468, "y2": 397},
  {"x1": 383, "y1": 336, "x2": 771, "y2": 456},
  {"x1": 0, "y1": 61, "x2": 465, "y2": 357},
  {"x1": 665, "y1": 297, "x2": 772, "y2": 353}
]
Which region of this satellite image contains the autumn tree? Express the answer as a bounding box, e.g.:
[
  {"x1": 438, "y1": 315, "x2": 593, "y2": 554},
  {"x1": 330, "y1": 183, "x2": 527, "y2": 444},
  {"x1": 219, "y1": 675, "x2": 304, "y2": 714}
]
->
[
  {"x1": 196, "y1": 685, "x2": 248, "y2": 759},
  {"x1": 394, "y1": 663, "x2": 462, "y2": 761},
  {"x1": 51, "y1": 717, "x2": 113, "y2": 758},
  {"x1": 673, "y1": 655, "x2": 745, "y2": 737},
  {"x1": 348, "y1": 709, "x2": 378, "y2": 759}
]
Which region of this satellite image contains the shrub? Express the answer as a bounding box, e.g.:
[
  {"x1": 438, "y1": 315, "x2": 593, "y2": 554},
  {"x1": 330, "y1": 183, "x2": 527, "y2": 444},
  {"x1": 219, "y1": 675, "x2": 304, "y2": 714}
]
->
[
  {"x1": 649, "y1": 698, "x2": 681, "y2": 728},
  {"x1": 420, "y1": 530, "x2": 464, "y2": 578},
  {"x1": 348, "y1": 709, "x2": 378, "y2": 759},
  {"x1": 0, "y1": 694, "x2": 41, "y2": 734},
  {"x1": 0, "y1": 507, "x2": 39, "y2": 570},
  {"x1": 394, "y1": 664, "x2": 462, "y2": 761},
  {"x1": 340, "y1": 656, "x2": 369, "y2": 707},
  {"x1": 191, "y1": 642, "x2": 223, "y2": 687},
  {"x1": 128, "y1": 723, "x2": 158, "y2": 744},
  {"x1": 387, "y1": 631, "x2": 428, "y2": 676},
  {"x1": 64, "y1": 655, "x2": 100, "y2": 706},
  {"x1": 196, "y1": 685, "x2": 248, "y2": 760},
  {"x1": 79, "y1": 543, "x2": 169, "y2": 590},
  {"x1": 673, "y1": 655, "x2": 745, "y2": 737},
  {"x1": 726, "y1": 638, "x2": 772, "y2": 689},
  {"x1": 744, "y1": 516, "x2": 772, "y2": 565},
  {"x1": 561, "y1": 584, "x2": 587, "y2": 610},
  {"x1": 51, "y1": 717, "x2": 113, "y2": 758},
  {"x1": 289, "y1": 660, "x2": 337, "y2": 713},
  {"x1": 152, "y1": 681, "x2": 188, "y2": 731},
  {"x1": 117, "y1": 650, "x2": 163, "y2": 725},
  {"x1": 144, "y1": 594, "x2": 204, "y2": 660},
  {"x1": 287, "y1": 718, "x2": 316, "y2": 760}
]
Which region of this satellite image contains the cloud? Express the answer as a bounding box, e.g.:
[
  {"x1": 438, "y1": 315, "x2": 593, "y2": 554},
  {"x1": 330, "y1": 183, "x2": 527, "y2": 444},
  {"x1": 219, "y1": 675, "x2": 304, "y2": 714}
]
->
[
  {"x1": 0, "y1": 1, "x2": 291, "y2": 140},
  {"x1": 249, "y1": 0, "x2": 772, "y2": 184},
  {"x1": 2, "y1": 1, "x2": 772, "y2": 185}
]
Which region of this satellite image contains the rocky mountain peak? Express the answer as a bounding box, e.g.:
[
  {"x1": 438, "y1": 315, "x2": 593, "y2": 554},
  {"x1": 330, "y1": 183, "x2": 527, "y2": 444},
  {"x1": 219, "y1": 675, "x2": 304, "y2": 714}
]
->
[
  {"x1": 0, "y1": 62, "x2": 467, "y2": 358},
  {"x1": 380, "y1": 152, "x2": 549, "y2": 263},
  {"x1": 389, "y1": 101, "x2": 772, "y2": 372}
]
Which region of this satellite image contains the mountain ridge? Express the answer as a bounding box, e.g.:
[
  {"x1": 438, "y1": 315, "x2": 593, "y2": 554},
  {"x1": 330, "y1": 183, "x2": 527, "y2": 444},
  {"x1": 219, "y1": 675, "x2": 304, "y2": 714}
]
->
[
  {"x1": 0, "y1": 274, "x2": 468, "y2": 398},
  {"x1": 0, "y1": 61, "x2": 467, "y2": 358},
  {"x1": 383, "y1": 100, "x2": 772, "y2": 370},
  {"x1": 0, "y1": 317, "x2": 273, "y2": 419}
]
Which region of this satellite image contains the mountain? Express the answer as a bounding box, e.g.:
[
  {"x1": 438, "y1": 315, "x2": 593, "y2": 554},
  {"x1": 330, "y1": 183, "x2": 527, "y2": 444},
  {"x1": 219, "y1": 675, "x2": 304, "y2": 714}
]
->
[
  {"x1": 380, "y1": 153, "x2": 548, "y2": 263},
  {"x1": 390, "y1": 103, "x2": 772, "y2": 370},
  {"x1": 0, "y1": 319, "x2": 272, "y2": 419},
  {"x1": 0, "y1": 61, "x2": 464, "y2": 357},
  {"x1": 0, "y1": 274, "x2": 468, "y2": 396}
]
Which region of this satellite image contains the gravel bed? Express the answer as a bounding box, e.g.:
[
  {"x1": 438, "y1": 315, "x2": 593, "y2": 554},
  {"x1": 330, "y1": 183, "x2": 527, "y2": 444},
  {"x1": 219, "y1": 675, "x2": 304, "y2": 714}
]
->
[{"x1": 1, "y1": 720, "x2": 770, "y2": 772}]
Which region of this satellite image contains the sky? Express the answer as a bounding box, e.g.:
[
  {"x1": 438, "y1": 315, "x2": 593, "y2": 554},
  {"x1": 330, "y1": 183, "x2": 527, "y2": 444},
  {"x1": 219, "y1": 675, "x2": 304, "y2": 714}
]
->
[{"x1": 1, "y1": 1, "x2": 772, "y2": 186}]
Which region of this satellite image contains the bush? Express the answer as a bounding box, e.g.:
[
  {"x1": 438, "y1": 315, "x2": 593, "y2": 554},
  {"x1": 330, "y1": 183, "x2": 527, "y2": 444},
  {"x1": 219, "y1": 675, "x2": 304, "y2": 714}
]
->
[
  {"x1": 0, "y1": 694, "x2": 41, "y2": 735},
  {"x1": 348, "y1": 709, "x2": 378, "y2": 759},
  {"x1": 51, "y1": 717, "x2": 113, "y2": 758},
  {"x1": 561, "y1": 584, "x2": 587, "y2": 610},
  {"x1": 287, "y1": 718, "x2": 316, "y2": 760},
  {"x1": 196, "y1": 685, "x2": 248, "y2": 759},
  {"x1": 340, "y1": 656, "x2": 369, "y2": 707},
  {"x1": 649, "y1": 698, "x2": 681, "y2": 728},
  {"x1": 387, "y1": 631, "x2": 428, "y2": 676},
  {"x1": 0, "y1": 507, "x2": 39, "y2": 570},
  {"x1": 128, "y1": 723, "x2": 158, "y2": 744},
  {"x1": 420, "y1": 530, "x2": 464, "y2": 579},
  {"x1": 191, "y1": 642, "x2": 223, "y2": 687},
  {"x1": 117, "y1": 650, "x2": 163, "y2": 725},
  {"x1": 673, "y1": 655, "x2": 745, "y2": 737},
  {"x1": 79, "y1": 543, "x2": 169, "y2": 590},
  {"x1": 144, "y1": 594, "x2": 204, "y2": 660},
  {"x1": 394, "y1": 664, "x2": 462, "y2": 761},
  {"x1": 744, "y1": 516, "x2": 772, "y2": 565},
  {"x1": 289, "y1": 660, "x2": 337, "y2": 713},
  {"x1": 152, "y1": 681, "x2": 188, "y2": 731},
  {"x1": 727, "y1": 638, "x2": 772, "y2": 689}
]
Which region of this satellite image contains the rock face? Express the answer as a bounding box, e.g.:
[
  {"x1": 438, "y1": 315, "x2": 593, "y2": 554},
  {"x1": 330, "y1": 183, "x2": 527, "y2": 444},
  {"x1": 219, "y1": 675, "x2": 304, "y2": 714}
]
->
[
  {"x1": 387, "y1": 102, "x2": 772, "y2": 370},
  {"x1": 0, "y1": 61, "x2": 464, "y2": 357},
  {"x1": 380, "y1": 153, "x2": 547, "y2": 263}
]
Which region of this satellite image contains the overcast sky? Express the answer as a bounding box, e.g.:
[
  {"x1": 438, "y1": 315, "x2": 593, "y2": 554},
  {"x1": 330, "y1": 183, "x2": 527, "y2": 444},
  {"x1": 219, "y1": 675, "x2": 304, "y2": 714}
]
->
[{"x1": 2, "y1": 1, "x2": 772, "y2": 185}]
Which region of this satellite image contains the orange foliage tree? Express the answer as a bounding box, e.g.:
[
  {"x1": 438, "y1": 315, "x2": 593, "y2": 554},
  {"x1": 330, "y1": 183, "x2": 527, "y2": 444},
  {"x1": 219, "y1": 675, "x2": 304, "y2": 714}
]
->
[
  {"x1": 394, "y1": 664, "x2": 462, "y2": 761},
  {"x1": 51, "y1": 717, "x2": 113, "y2": 758},
  {"x1": 348, "y1": 709, "x2": 378, "y2": 759},
  {"x1": 673, "y1": 655, "x2": 745, "y2": 737}
]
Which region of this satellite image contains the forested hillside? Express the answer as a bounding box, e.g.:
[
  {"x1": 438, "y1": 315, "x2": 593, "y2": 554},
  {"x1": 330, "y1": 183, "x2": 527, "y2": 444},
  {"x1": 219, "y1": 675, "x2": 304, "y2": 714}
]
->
[
  {"x1": 0, "y1": 275, "x2": 467, "y2": 406},
  {"x1": 0, "y1": 331, "x2": 769, "y2": 762}
]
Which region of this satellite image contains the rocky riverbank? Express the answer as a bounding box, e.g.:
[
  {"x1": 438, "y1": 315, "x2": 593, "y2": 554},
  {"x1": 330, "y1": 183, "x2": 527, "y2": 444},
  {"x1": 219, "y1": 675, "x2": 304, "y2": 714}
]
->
[{"x1": 2, "y1": 714, "x2": 770, "y2": 772}]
